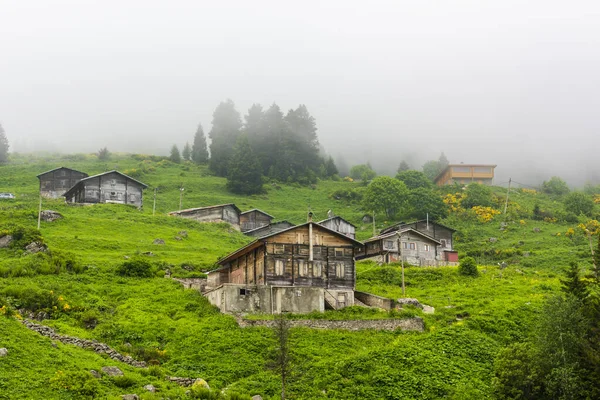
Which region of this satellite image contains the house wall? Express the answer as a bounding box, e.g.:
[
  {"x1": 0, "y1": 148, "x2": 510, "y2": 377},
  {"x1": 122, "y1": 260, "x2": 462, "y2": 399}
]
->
[
  {"x1": 66, "y1": 173, "x2": 144, "y2": 207},
  {"x1": 240, "y1": 211, "x2": 272, "y2": 232},
  {"x1": 39, "y1": 169, "x2": 87, "y2": 198},
  {"x1": 174, "y1": 205, "x2": 240, "y2": 228},
  {"x1": 436, "y1": 165, "x2": 495, "y2": 186},
  {"x1": 204, "y1": 284, "x2": 325, "y2": 314},
  {"x1": 405, "y1": 221, "x2": 454, "y2": 251},
  {"x1": 361, "y1": 236, "x2": 438, "y2": 266}
]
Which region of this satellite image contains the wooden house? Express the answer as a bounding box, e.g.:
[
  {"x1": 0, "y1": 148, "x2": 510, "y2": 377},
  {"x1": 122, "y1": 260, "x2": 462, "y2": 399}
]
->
[
  {"x1": 169, "y1": 204, "x2": 241, "y2": 229},
  {"x1": 317, "y1": 216, "x2": 356, "y2": 239},
  {"x1": 204, "y1": 221, "x2": 364, "y2": 314},
  {"x1": 434, "y1": 164, "x2": 497, "y2": 186},
  {"x1": 37, "y1": 167, "x2": 88, "y2": 199},
  {"x1": 380, "y1": 220, "x2": 458, "y2": 263},
  {"x1": 239, "y1": 209, "x2": 274, "y2": 232},
  {"x1": 356, "y1": 228, "x2": 442, "y2": 265},
  {"x1": 244, "y1": 221, "x2": 296, "y2": 238},
  {"x1": 63, "y1": 170, "x2": 147, "y2": 208}
]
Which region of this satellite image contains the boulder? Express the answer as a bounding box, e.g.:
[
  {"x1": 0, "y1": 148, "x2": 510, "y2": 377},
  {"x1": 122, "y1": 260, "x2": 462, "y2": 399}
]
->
[
  {"x1": 396, "y1": 298, "x2": 423, "y2": 309},
  {"x1": 533, "y1": 227, "x2": 541, "y2": 233},
  {"x1": 252, "y1": 396, "x2": 263, "y2": 400},
  {"x1": 174, "y1": 236, "x2": 182, "y2": 241},
  {"x1": 101, "y1": 366, "x2": 124, "y2": 376},
  {"x1": 0, "y1": 348, "x2": 8, "y2": 357},
  {"x1": 422, "y1": 305, "x2": 435, "y2": 314},
  {"x1": 40, "y1": 210, "x2": 63, "y2": 222},
  {"x1": 25, "y1": 242, "x2": 47, "y2": 254},
  {"x1": 0, "y1": 235, "x2": 13, "y2": 248},
  {"x1": 193, "y1": 378, "x2": 210, "y2": 389},
  {"x1": 121, "y1": 395, "x2": 139, "y2": 400},
  {"x1": 143, "y1": 384, "x2": 156, "y2": 393},
  {"x1": 489, "y1": 237, "x2": 497, "y2": 243},
  {"x1": 153, "y1": 239, "x2": 165, "y2": 245},
  {"x1": 90, "y1": 370, "x2": 101, "y2": 379},
  {"x1": 178, "y1": 230, "x2": 188, "y2": 238}
]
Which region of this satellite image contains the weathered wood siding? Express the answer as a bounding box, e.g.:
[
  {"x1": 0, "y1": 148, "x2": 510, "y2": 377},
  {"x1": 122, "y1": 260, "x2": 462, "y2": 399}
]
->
[
  {"x1": 409, "y1": 221, "x2": 454, "y2": 250},
  {"x1": 67, "y1": 172, "x2": 144, "y2": 207},
  {"x1": 244, "y1": 221, "x2": 295, "y2": 238},
  {"x1": 38, "y1": 168, "x2": 87, "y2": 198},
  {"x1": 174, "y1": 205, "x2": 240, "y2": 227},
  {"x1": 240, "y1": 210, "x2": 273, "y2": 232},
  {"x1": 318, "y1": 218, "x2": 356, "y2": 239}
]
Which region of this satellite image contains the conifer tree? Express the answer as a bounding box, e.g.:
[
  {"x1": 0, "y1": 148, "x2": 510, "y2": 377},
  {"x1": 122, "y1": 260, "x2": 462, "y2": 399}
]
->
[
  {"x1": 561, "y1": 261, "x2": 590, "y2": 302},
  {"x1": 169, "y1": 144, "x2": 181, "y2": 163},
  {"x1": 191, "y1": 123, "x2": 209, "y2": 164},
  {"x1": 226, "y1": 135, "x2": 263, "y2": 195},
  {"x1": 209, "y1": 100, "x2": 241, "y2": 176},
  {"x1": 0, "y1": 124, "x2": 9, "y2": 164},
  {"x1": 182, "y1": 142, "x2": 192, "y2": 161}
]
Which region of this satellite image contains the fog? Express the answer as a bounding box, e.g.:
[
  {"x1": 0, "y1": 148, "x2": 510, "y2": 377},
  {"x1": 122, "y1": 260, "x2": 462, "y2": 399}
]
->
[{"x1": 1, "y1": 0, "x2": 599, "y2": 186}]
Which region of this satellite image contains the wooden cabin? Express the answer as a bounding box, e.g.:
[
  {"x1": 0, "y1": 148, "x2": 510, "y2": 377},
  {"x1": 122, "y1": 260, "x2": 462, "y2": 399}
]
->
[
  {"x1": 244, "y1": 221, "x2": 296, "y2": 238},
  {"x1": 239, "y1": 209, "x2": 274, "y2": 232},
  {"x1": 434, "y1": 164, "x2": 497, "y2": 186},
  {"x1": 37, "y1": 167, "x2": 88, "y2": 199},
  {"x1": 356, "y1": 228, "x2": 441, "y2": 265},
  {"x1": 317, "y1": 216, "x2": 356, "y2": 239},
  {"x1": 205, "y1": 222, "x2": 363, "y2": 313},
  {"x1": 63, "y1": 171, "x2": 147, "y2": 208},
  {"x1": 380, "y1": 220, "x2": 458, "y2": 263},
  {"x1": 169, "y1": 204, "x2": 241, "y2": 229}
]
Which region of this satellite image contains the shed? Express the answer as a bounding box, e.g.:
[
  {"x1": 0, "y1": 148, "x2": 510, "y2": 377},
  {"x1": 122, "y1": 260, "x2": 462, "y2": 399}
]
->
[
  {"x1": 169, "y1": 204, "x2": 241, "y2": 229},
  {"x1": 239, "y1": 209, "x2": 274, "y2": 232},
  {"x1": 317, "y1": 216, "x2": 357, "y2": 239},
  {"x1": 37, "y1": 167, "x2": 88, "y2": 199},
  {"x1": 63, "y1": 170, "x2": 147, "y2": 208}
]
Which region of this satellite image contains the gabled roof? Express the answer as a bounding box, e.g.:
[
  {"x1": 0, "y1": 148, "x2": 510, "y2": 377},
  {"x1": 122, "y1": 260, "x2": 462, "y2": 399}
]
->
[
  {"x1": 240, "y1": 208, "x2": 274, "y2": 218},
  {"x1": 215, "y1": 222, "x2": 364, "y2": 267},
  {"x1": 243, "y1": 220, "x2": 295, "y2": 236},
  {"x1": 317, "y1": 216, "x2": 357, "y2": 228},
  {"x1": 380, "y1": 219, "x2": 456, "y2": 235},
  {"x1": 36, "y1": 167, "x2": 88, "y2": 178},
  {"x1": 169, "y1": 203, "x2": 241, "y2": 216},
  {"x1": 363, "y1": 228, "x2": 442, "y2": 245},
  {"x1": 63, "y1": 170, "x2": 148, "y2": 198}
]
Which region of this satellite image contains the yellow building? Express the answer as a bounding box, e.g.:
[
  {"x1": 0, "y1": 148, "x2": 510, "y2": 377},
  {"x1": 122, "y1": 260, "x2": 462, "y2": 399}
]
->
[{"x1": 434, "y1": 164, "x2": 497, "y2": 186}]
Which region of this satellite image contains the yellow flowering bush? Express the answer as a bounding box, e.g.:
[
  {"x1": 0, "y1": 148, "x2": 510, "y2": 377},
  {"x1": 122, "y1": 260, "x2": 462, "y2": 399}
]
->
[
  {"x1": 579, "y1": 220, "x2": 600, "y2": 236},
  {"x1": 472, "y1": 206, "x2": 501, "y2": 223},
  {"x1": 443, "y1": 193, "x2": 466, "y2": 213},
  {"x1": 544, "y1": 217, "x2": 557, "y2": 223},
  {"x1": 565, "y1": 228, "x2": 576, "y2": 238},
  {"x1": 519, "y1": 220, "x2": 526, "y2": 225},
  {"x1": 521, "y1": 188, "x2": 537, "y2": 195},
  {"x1": 595, "y1": 195, "x2": 600, "y2": 204}
]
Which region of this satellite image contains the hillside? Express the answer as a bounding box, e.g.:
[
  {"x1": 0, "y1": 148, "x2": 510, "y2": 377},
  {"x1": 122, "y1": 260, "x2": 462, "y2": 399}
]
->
[{"x1": 0, "y1": 153, "x2": 598, "y2": 399}]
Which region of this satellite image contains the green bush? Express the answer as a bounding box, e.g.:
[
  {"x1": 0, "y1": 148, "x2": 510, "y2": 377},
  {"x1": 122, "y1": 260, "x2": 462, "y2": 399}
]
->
[
  {"x1": 116, "y1": 257, "x2": 155, "y2": 278},
  {"x1": 111, "y1": 375, "x2": 137, "y2": 388},
  {"x1": 458, "y1": 256, "x2": 479, "y2": 277},
  {"x1": 49, "y1": 370, "x2": 101, "y2": 398}
]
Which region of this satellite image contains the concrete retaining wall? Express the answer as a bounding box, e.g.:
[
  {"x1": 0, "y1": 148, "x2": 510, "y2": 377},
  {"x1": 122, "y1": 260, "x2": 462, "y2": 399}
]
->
[{"x1": 354, "y1": 291, "x2": 395, "y2": 310}]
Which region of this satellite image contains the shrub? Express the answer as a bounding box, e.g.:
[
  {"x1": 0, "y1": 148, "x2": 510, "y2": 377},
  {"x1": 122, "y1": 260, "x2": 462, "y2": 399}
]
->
[
  {"x1": 458, "y1": 256, "x2": 479, "y2": 277},
  {"x1": 189, "y1": 386, "x2": 221, "y2": 399},
  {"x1": 50, "y1": 370, "x2": 100, "y2": 397},
  {"x1": 111, "y1": 375, "x2": 137, "y2": 388},
  {"x1": 116, "y1": 257, "x2": 154, "y2": 278}
]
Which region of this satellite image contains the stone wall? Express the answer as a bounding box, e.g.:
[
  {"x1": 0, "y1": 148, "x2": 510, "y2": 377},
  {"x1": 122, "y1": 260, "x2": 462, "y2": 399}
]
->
[
  {"x1": 238, "y1": 317, "x2": 424, "y2": 332},
  {"x1": 22, "y1": 320, "x2": 146, "y2": 368},
  {"x1": 354, "y1": 291, "x2": 395, "y2": 310}
]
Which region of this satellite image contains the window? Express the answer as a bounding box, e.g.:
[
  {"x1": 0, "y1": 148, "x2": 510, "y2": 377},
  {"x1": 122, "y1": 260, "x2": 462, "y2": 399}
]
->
[
  {"x1": 335, "y1": 263, "x2": 345, "y2": 278},
  {"x1": 239, "y1": 288, "x2": 248, "y2": 296},
  {"x1": 275, "y1": 259, "x2": 285, "y2": 275},
  {"x1": 440, "y1": 239, "x2": 447, "y2": 248},
  {"x1": 474, "y1": 167, "x2": 492, "y2": 174},
  {"x1": 403, "y1": 242, "x2": 409, "y2": 249},
  {"x1": 423, "y1": 244, "x2": 430, "y2": 252},
  {"x1": 452, "y1": 166, "x2": 471, "y2": 173},
  {"x1": 274, "y1": 244, "x2": 285, "y2": 254},
  {"x1": 313, "y1": 262, "x2": 322, "y2": 277},
  {"x1": 298, "y1": 260, "x2": 308, "y2": 277},
  {"x1": 409, "y1": 243, "x2": 416, "y2": 250},
  {"x1": 110, "y1": 179, "x2": 116, "y2": 187},
  {"x1": 384, "y1": 240, "x2": 395, "y2": 249},
  {"x1": 313, "y1": 247, "x2": 322, "y2": 256},
  {"x1": 335, "y1": 248, "x2": 344, "y2": 257}
]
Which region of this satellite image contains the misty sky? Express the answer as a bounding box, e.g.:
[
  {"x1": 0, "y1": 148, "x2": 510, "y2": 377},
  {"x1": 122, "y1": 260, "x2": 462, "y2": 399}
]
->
[{"x1": 1, "y1": 0, "x2": 599, "y2": 186}]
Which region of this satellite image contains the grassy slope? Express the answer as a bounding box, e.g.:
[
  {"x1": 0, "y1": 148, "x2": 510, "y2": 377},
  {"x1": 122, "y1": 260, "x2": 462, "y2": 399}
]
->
[{"x1": 0, "y1": 153, "x2": 597, "y2": 399}]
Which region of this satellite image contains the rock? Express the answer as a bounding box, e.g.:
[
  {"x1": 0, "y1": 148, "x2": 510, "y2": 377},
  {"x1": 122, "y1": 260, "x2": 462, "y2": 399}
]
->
[
  {"x1": 533, "y1": 227, "x2": 541, "y2": 233},
  {"x1": 101, "y1": 366, "x2": 124, "y2": 376},
  {"x1": 498, "y1": 262, "x2": 508, "y2": 269},
  {"x1": 153, "y1": 239, "x2": 165, "y2": 245},
  {"x1": 489, "y1": 237, "x2": 497, "y2": 243},
  {"x1": 181, "y1": 265, "x2": 194, "y2": 271},
  {"x1": 142, "y1": 251, "x2": 155, "y2": 256},
  {"x1": 25, "y1": 241, "x2": 47, "y2": 254},
  {"x1": 123, "y1": 255, "x2": 130, "y2": 260},
  {"x1": 0, "y1": 348, "x2": 8, "y2": 357},
  {"x1": 178, "y1": 230, "x2": 188, "y2": 238},
  {"x1": 192, "y1": 378, "x2": 210, "y2": 389},
  {"x1": 422, "y1": 305, "x2": 435, "y2": 314},
  {"x1": 0, "y1": 235, "x2": 13, "y2": 248},
  {"x1": 174, "y1": 236, "x2": 182, "y2": 241},
  {"x1": 523, "y1": 251, "x2": 530, "y2": 257},
  {"x1": 396, "y1": 298, "x2": 423, "y2": 309},
  {"x1": 40, "y1": 210, "x2": 63, "y2": 222},
  {"x1": 143, "y1": 384, "x2": 156, "y2": 393},
  {"x1": 51, "y1": 342, "x2": 58, "y2": 348},
  {"x1": 90, "y1": 370, "x2": 101, "y2": 379},
  {"x1": 121, "y1": 395, "x2": 139, "y2": 400},
  {"x1": 252, "y1": 396, "x2": 263, "y2": 400},
  {"x1": 362, "y1": 215, "x2": 373, "y2": 223}
]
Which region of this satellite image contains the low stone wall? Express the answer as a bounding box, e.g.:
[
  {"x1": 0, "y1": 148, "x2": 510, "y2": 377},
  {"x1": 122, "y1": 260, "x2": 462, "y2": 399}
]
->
[
  {"x1": 239, "y1": 317, "x2": 424, "y2": 332},
  {"x1": 21, "y1": 320, "x2": 146, "y2": 368},
  {"x1": 354, "y1": 291, "x2": 395, "y2": 310},
  {"x1": 172, "y1": 278, "x2": 207, "y2": 291}
]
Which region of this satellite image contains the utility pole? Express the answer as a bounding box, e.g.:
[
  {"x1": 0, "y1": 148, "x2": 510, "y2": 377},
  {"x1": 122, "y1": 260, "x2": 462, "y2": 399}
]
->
[
  {"x1": 152, "y1": 188, "x2": 157, "y2": 216},
  {"x1": 503, "y1": 178, "x2": 512, "y2": 216},
  {"x1": 372, "y1": 210, "x2": 376, "y2": 237},
  {"x1": 37, "y1": 194, "x2": 42, "y2": 230},
  {"x1": 179, "y1": 185, "x2": 184, "y2": 211},
  {"x1": 397, "y1": 232, "x2": 405, "y2": 297}
]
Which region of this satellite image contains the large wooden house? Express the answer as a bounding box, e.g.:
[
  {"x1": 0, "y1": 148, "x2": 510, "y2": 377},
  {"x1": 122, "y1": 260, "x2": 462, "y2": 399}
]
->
[
  {"x1": 63, "y1": 171, "x2": 147, "y2": 208},
  {"x1": 169, "y1": 204, "x2": 242, "y2": 229},
  {"x1": 205, "y1": 220, "x2": 363, "y2": 314},
  {"x1": 239, "y1": 209, "x2": 274, "y2": 232},
  {"x1": 37, "y1": 167, "x2": 88, "y2": 199},
  {"x1": 434, "y1": 164, "x2": 497, "y2": 186},
  {"x1": 380, "y1": 220, "x2": 458, "y2": 263},
  {"x1": 356, "y1": 228, "x2": 442, "y2": 265}
]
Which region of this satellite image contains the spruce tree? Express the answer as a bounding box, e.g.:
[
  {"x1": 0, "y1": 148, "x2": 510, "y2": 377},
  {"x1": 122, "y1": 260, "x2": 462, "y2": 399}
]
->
[
  {"x1": 191, "y1": 123, "x2": 209, "y2": 164},
  {"x1": 226, "y1": 135, "x2": 263, "y2": 195},
  {"x1": 169, "y1": 144, "x2": 181, "y2": 163},
  {"x1": 397, "y1": 160, "x2": 410, "y2": 173},
  {"x1": 209, "y1": 100, "x2": 241, "y2": 176},
  {"x1": 0, "y1": 124, "x2": 10, "y2": 164},
  {"x1": 182, "y1": 142, "x2": 192, "y2": 161},
  {"x1": 561, "y1": 261, "x2": 590, "y2": 302}
]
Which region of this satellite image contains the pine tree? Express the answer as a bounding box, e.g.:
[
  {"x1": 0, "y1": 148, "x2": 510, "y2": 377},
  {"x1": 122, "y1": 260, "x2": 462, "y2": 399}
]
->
[
  {"x1": 169, "y1": 144, "x2": 181, "y2": 163},
  {"x1": 561, "y1": 262, "x2": 590, "y2": 302},
  {"x1": 0, "y1": 124, "x2": 9, "y2": 163},
  {"x1": 226, "y1": 135, "x2": 263, "y2": 195},
  {"x1": 209, "y1": 100, "x2": 241, "y2": 176},
  {"x1": 397, "y1": 160, "x2": 410, "y2": 173},
  {"x1": 191, "y1": 123, "x2": 209, "y2": 164},
  {"x1": 591, "y1": 235, "x2": 600, "y2": 285},
  {"x1": 182, "y1": 142, "x2": 192, "y2": 161},
  {"x1": 324, "y1": 156, "x2": 338, "y2": 177}
]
